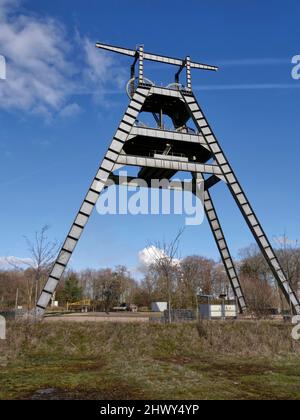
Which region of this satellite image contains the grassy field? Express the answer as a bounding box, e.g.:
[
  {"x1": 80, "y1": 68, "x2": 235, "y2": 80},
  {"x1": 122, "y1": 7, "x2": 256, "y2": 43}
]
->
[{"x1": 1, "y1": 320, "x2": 300, "y2": 400}]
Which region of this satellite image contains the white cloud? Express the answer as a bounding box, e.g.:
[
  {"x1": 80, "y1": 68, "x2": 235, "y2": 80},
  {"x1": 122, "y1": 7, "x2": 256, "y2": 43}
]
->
[
  {"x1": 0, "y1": 53, "x2": 6, "y2": 79},
  {"x1": 0, "y1": 0, "x2": 124, "y2": 118},
  {"x1": 59, "y1": 102, "x2": 82, "y2": 119},
  {"x1": 83, "y1": 37, "x2": 114, "y2": 84},
  {"x1": 0, "y1": 1, "x2": 73, "y2": 114},
  {"x1": 0, "y1": 0, "x2": 18, "y2": 18},
  {"x1": 0, "y1": 255, "x2": 34, "y2": 269},
  {"x1": 139, "y1": 246, "x2": 180, "y2": 268},
  {"x1": 139, "y1": 246, "x2": 164, "y2": 267},
  {"x1": 79, "y1": 36, "x2": 126, "y2": 104}
]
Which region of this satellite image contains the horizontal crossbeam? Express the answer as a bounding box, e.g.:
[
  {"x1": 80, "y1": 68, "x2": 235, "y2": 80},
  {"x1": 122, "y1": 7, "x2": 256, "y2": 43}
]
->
[
  {"x1": 96, "y1": 42, "x2": 218, "y2": 72},
  {"x1": 128, "y1": 127, "x2": 209, "y2": 150},
  {"x1": 115, "y1": 155, "x2": 223, "y2": 176},
  {"x1": 108, "y1": 175, "x2": 220, "y2": 192},
  {"x1": 108, "y1": 175, "x2": 193, "y2": 191}
]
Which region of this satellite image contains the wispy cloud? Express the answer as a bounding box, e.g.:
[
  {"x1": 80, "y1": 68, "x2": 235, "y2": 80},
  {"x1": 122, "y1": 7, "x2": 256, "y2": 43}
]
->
[
  {"x1": 194, "y1": 83, "x2": 300, "y2": 92},
  {"x1": 0, "y1": 141, "x2": 12, "y2": 158},
  {"x1": 0, "y1": 0, "x2": 125, "y2": 119},
  {"x1": 217, "y1": 58, "x2": 289, "y2": 67},
  {"x1": 59, "y1": 102, "x2": 82, "y2": 119},
  {"x1": 146, "y1": 57, "x2": 290, "y2": 72},
  {"x1": 274, "y1": 236, "x2": 299, "y2": 247}
]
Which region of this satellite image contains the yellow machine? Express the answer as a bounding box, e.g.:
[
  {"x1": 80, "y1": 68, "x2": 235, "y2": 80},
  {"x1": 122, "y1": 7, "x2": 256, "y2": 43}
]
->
[{"x1": 67, "y1": 299, "x2": 91, "y2": 313}]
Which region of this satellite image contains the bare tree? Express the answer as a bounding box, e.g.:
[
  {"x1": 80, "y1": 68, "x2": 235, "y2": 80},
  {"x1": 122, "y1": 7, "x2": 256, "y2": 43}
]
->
[
  {"x1": 240, "y1": 275, "x2": 277, "y2": 317},
  {"x1": 239, "y1": 238, "x2": 300, "y2": 315},
  {"x1": 275, "y1": 234, "x2": 300, "y2": 290},
  {"x1": 180, "y1": 255, "x2": 215, "y2": 316},
  {"x1": 239, "y1": 244, "x2": 269, "y2": 281},
  {"x1": 239, "y1": 244, "x2": 277, "y2": 316},
  {"x1": 274, "y1": 234, "x2": 300, "y2": 314},
  {"x1": 148, "y1": 229, "x2": 184, "y2": 323},
  {"x1": 0, "y1": 270, "x2": 26, "y2": 311},
  {"x1": 212, "y1": 263, "x2": 231, "y2": 297},
  {"x1": 23, "y1": 226, "x2": 58, "y2": 309},
  {"x1": 143, "y1": 268, "x2": 159, "y2": 301}
]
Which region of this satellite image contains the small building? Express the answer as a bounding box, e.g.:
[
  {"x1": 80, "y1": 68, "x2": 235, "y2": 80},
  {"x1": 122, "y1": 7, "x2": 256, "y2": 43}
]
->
[
  {"x1": 151, "y1": 302, "x2": 168, "y2": 312},
  {"x1": 199, "y1": 295, "x2": 238, "y2": 320},
  {"x1": 200, "y1": 304, "x2": 237, "y2": 320}
]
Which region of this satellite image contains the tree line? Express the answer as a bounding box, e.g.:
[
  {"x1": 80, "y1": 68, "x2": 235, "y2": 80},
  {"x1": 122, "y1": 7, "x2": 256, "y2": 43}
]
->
[{"x1": 0, "y1": 228, "x2": 299, "y2": 316}]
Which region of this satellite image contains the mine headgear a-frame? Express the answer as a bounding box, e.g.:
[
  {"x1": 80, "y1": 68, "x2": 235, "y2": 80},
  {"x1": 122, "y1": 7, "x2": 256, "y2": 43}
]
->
[{"x1": 36, "y1": 43, "x2": 300, "y2": 317}]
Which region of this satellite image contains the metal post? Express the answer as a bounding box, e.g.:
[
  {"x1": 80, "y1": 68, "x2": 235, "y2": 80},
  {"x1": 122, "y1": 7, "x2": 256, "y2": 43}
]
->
[
  {"x1": 15, "y1": 288, "x2": 19, "y2": 311},
  {"x1": 130, "y1": 65, "x2": 135, "y2": 97},
  {"x1": 138, "y1": 45, "x2": 144, "y2": 85},
  {"x1": 186, "y1": 56, "x2": 192, "y2": 91},
  {"x1": 175, "y1": 63, "x2": 184, "y2": 85},
  {"x1": 130, "y1": 53, "x2": 138, "y2": 97}
]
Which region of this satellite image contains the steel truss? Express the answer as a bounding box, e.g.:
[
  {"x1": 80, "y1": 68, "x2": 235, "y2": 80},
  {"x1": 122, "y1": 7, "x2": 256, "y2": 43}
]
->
[{"x1": 36, "y1": 43, "x2": 300, "y2": 317}]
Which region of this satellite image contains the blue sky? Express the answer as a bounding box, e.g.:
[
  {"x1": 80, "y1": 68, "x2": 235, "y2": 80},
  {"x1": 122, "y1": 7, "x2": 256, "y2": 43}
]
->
[{"x1": 0, "y1": 0, "x2": 300, "y2": 275}]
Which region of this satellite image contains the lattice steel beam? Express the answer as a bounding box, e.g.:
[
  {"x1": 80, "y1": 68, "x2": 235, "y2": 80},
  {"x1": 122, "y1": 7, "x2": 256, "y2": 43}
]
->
[
  {"x1": 182, "y1": 92, "x2": 300, "y2": 315},
  {"x1": 36, "y1": 42, "x2": 298, "y2": 319},
  {"x1": 193, "y1": 173, "x2": 247, "y2": 313},
  {"x1": 36, "y1": 87, "x2": 151, "y2": 317},
  {"x1": 96, "y1": 42, "x2": 218, "y2": 71},
  {"x1": 108, "y1": 174, "x2": 219, "y2": 193},
  {"x1": 115, "y1": 155, "x2": 223, "y2": 176}
]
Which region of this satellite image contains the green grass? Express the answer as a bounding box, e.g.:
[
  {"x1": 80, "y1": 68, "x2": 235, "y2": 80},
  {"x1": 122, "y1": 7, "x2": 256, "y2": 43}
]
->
[{"x1": 0, "y1": 320, "x2": 300, "y2": 400}]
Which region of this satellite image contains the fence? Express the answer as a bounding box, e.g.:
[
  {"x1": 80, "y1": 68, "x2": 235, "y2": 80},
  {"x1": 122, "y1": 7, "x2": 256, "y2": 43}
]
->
[{"x1": 163, "y1": 309, "x2": 196, "y2": 323}]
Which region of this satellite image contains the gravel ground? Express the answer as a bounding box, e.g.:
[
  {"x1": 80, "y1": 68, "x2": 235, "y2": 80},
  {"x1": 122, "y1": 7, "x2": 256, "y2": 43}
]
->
[{"x1": 44, "y1": 312, "x2": 153, "y2": 323}]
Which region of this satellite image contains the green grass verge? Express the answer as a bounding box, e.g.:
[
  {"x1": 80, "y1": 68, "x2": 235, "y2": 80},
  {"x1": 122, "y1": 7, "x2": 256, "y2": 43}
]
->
[{"x1": 0, "y1": 321, "x2": 300, "y2": 400}]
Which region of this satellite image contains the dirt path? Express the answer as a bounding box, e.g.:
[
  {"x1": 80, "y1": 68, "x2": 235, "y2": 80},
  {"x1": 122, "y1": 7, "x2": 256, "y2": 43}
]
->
[{"x1": 45, "y1": 313, "x2": 151, "y2": 323}]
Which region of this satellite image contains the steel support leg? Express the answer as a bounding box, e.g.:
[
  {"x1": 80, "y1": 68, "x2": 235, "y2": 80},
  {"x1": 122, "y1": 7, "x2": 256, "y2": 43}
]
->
[
  {"x1": 193, "y1": 173, "x2": 247, "y2": 313},
  {"x1": 183, "y1": 92, "x2": 300, "y2": 315},
  {"x1": 36, "y1": 87, "x2": 150, "y2": 317}
]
